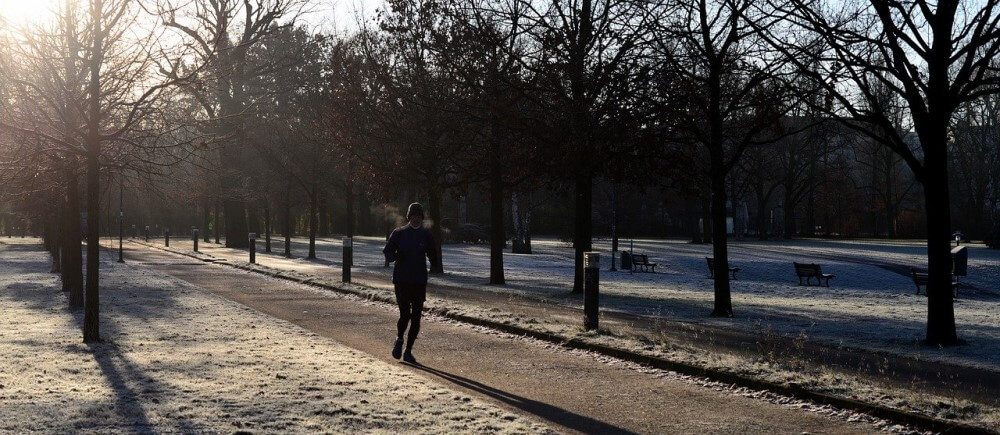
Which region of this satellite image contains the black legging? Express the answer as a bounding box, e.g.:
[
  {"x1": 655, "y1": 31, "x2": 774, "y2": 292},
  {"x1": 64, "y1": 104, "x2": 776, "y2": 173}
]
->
[{"x1": 397, "y1": 299, "x2": 424, "y2": 350}]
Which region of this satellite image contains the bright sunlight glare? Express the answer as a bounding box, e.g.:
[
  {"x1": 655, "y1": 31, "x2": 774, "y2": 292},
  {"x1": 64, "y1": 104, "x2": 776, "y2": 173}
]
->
[{"x1": 0, "y1": 0, "x2": 62, "y2": 26}]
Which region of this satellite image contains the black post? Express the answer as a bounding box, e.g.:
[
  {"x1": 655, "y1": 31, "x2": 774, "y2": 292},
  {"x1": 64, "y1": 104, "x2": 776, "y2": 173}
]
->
[
  {"x1": 610, "y1": 186, "x2": 617, "y2": 271},
  {"x1": 165, "y1": 228, "x2": 170, "y2": 247},
  {"x1": 249, "y1": 233, "x2": 256, "y2": 264},
  {"x1": 193, "y1": 228, "x2": 199, "y2": 252},
  {"x1": 145, "y1": 225, "x2": 149, "y2": 242},
  {"x1": 343, "y1": 237, "x2": 352, "y2": 283},
  {"x1": 131, "y1": 224, "x2": 136, "y2": 239},
  {"x1": 584, "y1": 252, "x2": 600, "y2": 331},
  {"x1": 118, "y1": 182, "x2": 124, "y2": 263}
]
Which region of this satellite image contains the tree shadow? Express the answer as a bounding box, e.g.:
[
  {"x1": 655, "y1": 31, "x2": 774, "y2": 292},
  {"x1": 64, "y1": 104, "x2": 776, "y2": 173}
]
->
[
  {"x1": 407, "y1": 363, "x2": 637, "y2": 434},
  {"x1": 84, "y1": 340, "x2": 203, "y2": 433}
]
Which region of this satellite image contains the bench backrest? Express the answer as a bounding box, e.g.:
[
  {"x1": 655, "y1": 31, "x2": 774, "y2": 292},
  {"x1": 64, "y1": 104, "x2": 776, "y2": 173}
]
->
[
  {"x1": 910, "y1": 268, "x2": 929, "y2": 284},
  {"x1": 794, "y1": 262, "x2": 822, "y2": 275},
  {"x1": 634, "y1": 254, "x2": 649, "y2": 263}
]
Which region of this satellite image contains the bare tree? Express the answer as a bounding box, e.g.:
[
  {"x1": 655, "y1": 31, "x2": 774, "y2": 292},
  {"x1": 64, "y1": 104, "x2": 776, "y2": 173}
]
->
[
  {"x1": 515, "y1": 0, "x2": 653, "y2": 292},
  {"x1": 952, "y1": 91, "x2": 1000, "y2": 243},
  {"x1": 771, "y1": 0, "x2": 1000, "y2": 344},
  {"x1": 652, "y1": 0, "x2": 808, "y2": 316},
  {"x1": 152, "y1": 0, "x2": 307, "y2": 248},
  {"x1": 2, "y1": 0, "x2": 198, "y2": 342}
]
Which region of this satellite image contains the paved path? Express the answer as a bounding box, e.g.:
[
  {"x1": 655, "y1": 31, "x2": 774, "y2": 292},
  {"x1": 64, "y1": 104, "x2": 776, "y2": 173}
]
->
[
  {"x1": 118, "y1": 242, "x2": 881, "y2": 434},
  {"x1": 125, "y1": 238, "x2": 1000, "y2": 405}
]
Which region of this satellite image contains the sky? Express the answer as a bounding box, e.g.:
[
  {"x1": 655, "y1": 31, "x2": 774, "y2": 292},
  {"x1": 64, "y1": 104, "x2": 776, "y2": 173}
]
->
[
  {"x1": 0, "y1": 0, "x2": 380, "y2": 34},
  {"x1": 0, "y1": 0, "x2": 61, "y2": 25}
]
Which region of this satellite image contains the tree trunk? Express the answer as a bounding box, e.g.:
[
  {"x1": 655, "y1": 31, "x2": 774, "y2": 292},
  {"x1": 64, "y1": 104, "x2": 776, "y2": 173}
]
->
[
  {"x1": 358, "y1": 191, "x2": 372, "y2": 236},
  {"x1": 264, "y1": 201, "x2": 272, "y2": 253},
  {"x1": 84, "y1": 147, "x2": 100, "y2": 342},
  {"x1": 710, "y1": 153, "x2": 733, "y2": 317},
  {"x1": 511, "y1": 189, "x2": 534, "y2": 254},
  {"x1": 511, "y1": 190, "x2": 521, "y2": 250},
  {"x1": 701, "y1": 189, "x2": 713, "y2": 243},
  {"x1": 345, "y1": 180, "x2": 355, "y2": 237},
  {"x1": 886, "y1": 201, "x2": 898, "y2": 239},
  {"x1": 222, "y1": 197, "x2": 248, "y2": 249},
  {"x1": 685, "y1": 194, "x2": 700, "y2": 243},
  {"x1": 283, "y1": 185, "x2": 292, "y2": 258},
  {"x1": 611, "y1": 187, "x2": 618, "y2": 269},
  {"x1": 308, "y1": 185, "x2": 317, "y2": 259},
  {"x1": 202, "y1": 201, "x2": 211, "y2": 242},
  {"x1": 489, "y1": 146, "x2": 505, "y2": 285},
  {"x1": 46, "y1": 213, "x2": 61, "y2": 273},
  {"x1": 244, "y1": 203, "x2": 259, "y2": 236},
  {"x1": 572, "y1": 175, "x2": 593, "y2": 293},
  {"x1": 991, "y1": 200, "x2": 1000, "y2": 248},
  {"x1": 428, "y1": 189, "x2": 444, "y2": 274},
  {"x1": 214, "y1": 199, "x2": 221, "y2": 244},
  {"x1": 806, "y1": 184, "x2": 817, "y2": 237},
  {"x1": 523, "y1": 192, "x2": 533, "y2": 253},
  {"x1": 784, "y1": 190, "x2": 796, "y2": 238},
  {"x1": 756, "y1": 185, "x2": 769, "y2": 240},
  {"x1": 82, "y1": 0, "x2": 102, "y2": 343},
  {"x1": 921, "y1": 147, "x2": 958, "y2": 345},
  {"x1": 318, "y1": 190, "x2": 329, "y2": 238},
  {"x1": 63, "y1": 174, "x2": 83, "y2": 307}
]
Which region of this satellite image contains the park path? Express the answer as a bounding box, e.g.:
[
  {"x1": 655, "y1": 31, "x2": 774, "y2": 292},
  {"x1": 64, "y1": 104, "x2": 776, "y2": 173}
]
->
[
  {"x1": 118, "y1": 242, "x2": 883, "y2": 434},
  {"x1": 121, "y1": 238, "x2": 1000, "y2": 405}
]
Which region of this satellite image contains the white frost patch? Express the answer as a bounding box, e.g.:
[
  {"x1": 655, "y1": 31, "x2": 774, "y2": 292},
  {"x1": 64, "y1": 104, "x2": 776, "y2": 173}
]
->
[{"x1": 0, "y1": 240, "x2": 550, "y2": 434}]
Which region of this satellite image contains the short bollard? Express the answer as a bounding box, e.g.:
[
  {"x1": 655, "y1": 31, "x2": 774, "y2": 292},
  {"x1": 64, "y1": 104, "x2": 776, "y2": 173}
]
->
[
  {"x1": 165, "y1": 228, "x2": 170, "y2": 247},
  {"x1": 145, "y1": 226, "x2": 150, "y2": 242},
  {"x1": 584, "y1": 252, "x2": 600, "y2": 331},
  {"x1": 249, "y1": 233, "x2": 257, "y2": 264},
  {"x1": 131, "y1": 224, "x2": 136, "y2": 239},
  {"x1": 192, "y1": 228, "x2": 199, "y2": 252},
  {"x1": 343, "y1": 237, "x2": 353, "y2": 283}
]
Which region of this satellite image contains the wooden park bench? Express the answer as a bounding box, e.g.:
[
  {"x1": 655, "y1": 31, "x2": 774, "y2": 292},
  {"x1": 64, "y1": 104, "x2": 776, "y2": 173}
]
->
[
  {"x1": 793, "y1": 262, "x2": 835, "y2": 287},
  {"x1": 706, "y1": 257, "x2": 740, "y2": 279},
  {"x1": 909, "y1": 268, "x2": 959, "y2": 297},
  {"x1": 631, "y1": 254, "x2": 657, "y2": 273}
]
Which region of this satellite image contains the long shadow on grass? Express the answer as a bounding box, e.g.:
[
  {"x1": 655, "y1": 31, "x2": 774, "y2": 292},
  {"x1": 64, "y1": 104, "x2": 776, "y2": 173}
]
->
[
  {"x1": 408, "y1": 364, "x2": 636, "y2": 434},
  {"x1": 85, "y1": 339, "x2": 202, "y2": 434},
  {"x1": 2, "y1": 244, "x2": 202, "y2": 432}
]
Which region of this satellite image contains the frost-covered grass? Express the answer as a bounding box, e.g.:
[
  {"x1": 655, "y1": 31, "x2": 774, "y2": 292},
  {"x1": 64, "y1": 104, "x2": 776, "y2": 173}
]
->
[{"x1": 0, "y1": 239, "x2": 550, "y2": 434}]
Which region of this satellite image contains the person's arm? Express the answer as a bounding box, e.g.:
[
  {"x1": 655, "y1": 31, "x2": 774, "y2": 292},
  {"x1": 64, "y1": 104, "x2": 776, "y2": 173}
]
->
[
  {"x1": 425, "y1": 230, "x2": 439, "y2": 270},
  {"x1": 383, "y1": 230, "x2": 400, "y2": 263}
]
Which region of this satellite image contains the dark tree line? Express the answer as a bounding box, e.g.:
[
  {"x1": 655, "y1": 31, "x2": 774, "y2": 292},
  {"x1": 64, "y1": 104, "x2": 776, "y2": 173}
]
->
[{"x1": 2, "y1": 0, "x2": 1000, "y2": 346}]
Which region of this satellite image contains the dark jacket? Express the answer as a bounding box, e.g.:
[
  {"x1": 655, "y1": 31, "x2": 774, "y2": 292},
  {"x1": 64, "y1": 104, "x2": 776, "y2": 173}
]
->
[{"x1": 383, "y1": 225, "x2": 438, "y2": 285}]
